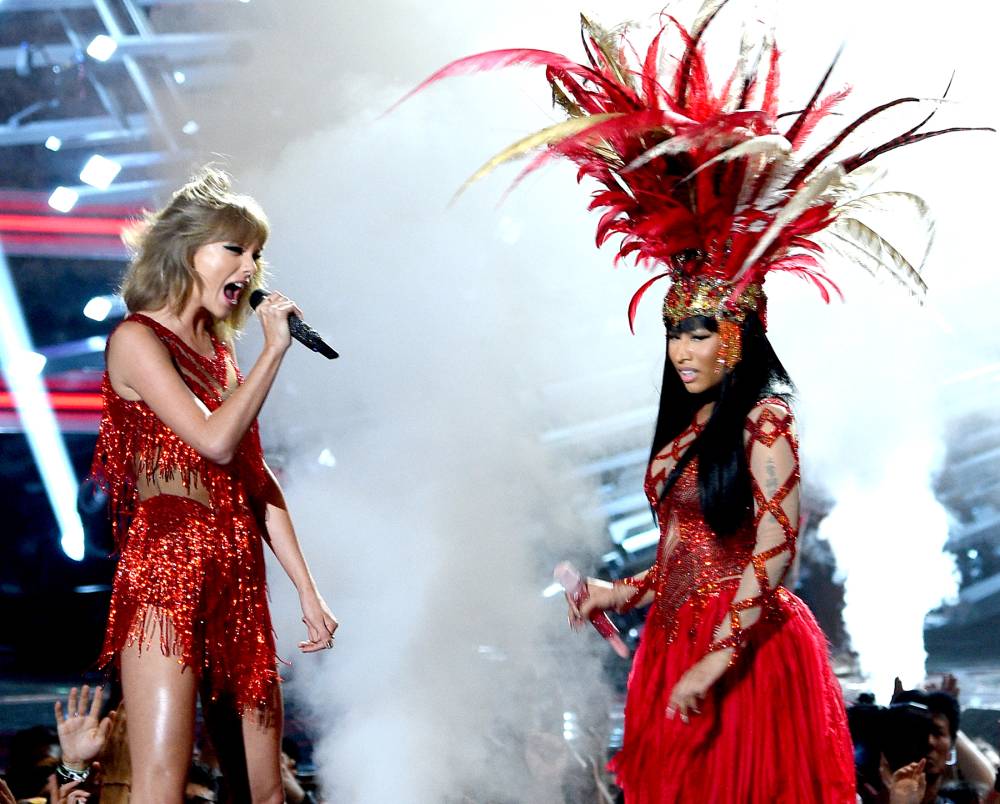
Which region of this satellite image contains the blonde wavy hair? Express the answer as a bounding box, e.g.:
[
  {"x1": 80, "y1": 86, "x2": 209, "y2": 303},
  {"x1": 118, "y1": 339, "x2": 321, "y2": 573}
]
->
[{"x1": 120, "y1": 167, "x2": 269, "y2": 342}]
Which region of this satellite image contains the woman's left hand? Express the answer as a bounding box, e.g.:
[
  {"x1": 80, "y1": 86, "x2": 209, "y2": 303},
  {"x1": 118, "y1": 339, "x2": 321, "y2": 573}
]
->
[
  {"x1": 666, "y1": 650, "x2": 731, "y2": 722},
  {"x1": 298, "y1": 590, "x2": 338, "y2": 653}
]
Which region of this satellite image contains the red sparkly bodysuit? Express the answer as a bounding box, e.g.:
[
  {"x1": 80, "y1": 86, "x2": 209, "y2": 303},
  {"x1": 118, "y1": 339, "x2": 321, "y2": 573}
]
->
[
  {"x1": 608, "y1": 399, "x2": 855, "y2": 804},
  {"x1": 91, "y1": 314, "x2": 278, "y2": 712}
]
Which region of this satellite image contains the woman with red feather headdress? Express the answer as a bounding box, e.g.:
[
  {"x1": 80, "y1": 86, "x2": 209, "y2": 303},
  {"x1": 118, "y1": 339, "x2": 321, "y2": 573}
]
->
[{"x1": 400, "y1": 2, "x2": 990, "y2": 800}]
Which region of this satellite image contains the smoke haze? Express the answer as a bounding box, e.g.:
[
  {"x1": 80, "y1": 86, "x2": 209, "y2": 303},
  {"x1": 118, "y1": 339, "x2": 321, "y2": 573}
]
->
[{"x1": 161, "y1": 0, "x2": 1000, "y2": 796}]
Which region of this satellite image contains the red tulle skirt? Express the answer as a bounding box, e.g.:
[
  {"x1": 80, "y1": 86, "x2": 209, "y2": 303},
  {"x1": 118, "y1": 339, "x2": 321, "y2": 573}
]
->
[
  {"x1": 100, "y1": 494, "x2": 279, "y2": 712},
  {"x1": 609, "y1": 584, "x2": 856, "y2": 803}
]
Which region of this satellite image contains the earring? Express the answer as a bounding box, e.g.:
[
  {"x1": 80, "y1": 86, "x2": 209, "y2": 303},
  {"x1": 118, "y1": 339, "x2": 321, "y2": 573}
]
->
[{"x1": 717, "y1": 319, "x2": 742, "y2": 370}]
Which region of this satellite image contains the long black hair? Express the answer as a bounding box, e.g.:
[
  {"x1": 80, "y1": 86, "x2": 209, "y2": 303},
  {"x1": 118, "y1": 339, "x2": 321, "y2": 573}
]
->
[{"x1": 649, "y1": 310, "x2": 794, "y2": 536}]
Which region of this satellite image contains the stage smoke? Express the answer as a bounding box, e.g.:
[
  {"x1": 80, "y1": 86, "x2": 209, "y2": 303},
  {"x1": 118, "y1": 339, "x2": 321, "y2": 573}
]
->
[{"x1": 162, "y1": 0, "x2": 1000, "y2": 794}]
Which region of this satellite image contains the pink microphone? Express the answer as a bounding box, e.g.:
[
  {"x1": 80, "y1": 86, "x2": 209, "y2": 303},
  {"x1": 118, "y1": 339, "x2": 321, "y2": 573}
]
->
[{"x1": 554, "y1": 562, "x2": 630, "y2": 659}]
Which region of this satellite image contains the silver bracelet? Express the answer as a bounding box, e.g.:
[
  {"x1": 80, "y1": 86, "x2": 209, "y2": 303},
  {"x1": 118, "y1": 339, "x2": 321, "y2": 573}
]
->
[{"x1": 56, "y1": 762, "x2": 90, "y2": 784}]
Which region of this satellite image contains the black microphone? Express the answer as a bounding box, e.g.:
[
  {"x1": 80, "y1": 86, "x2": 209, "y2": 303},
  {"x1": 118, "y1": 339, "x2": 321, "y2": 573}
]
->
[{"x1": 249, "y1": 289, "x2": 339, "y2": 360}]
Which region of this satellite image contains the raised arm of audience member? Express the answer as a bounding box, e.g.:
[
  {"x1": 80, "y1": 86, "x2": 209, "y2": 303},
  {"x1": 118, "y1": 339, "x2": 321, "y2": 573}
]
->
[
  {"x1": 924, "y1": 674, "x2": 998, "y2": 793},
  {"x1": 956, "y1": 730, "x2": 999, "y2": 793},
  {"x1": 53, "y1": 685, "x2": 115, "y2": 785}
]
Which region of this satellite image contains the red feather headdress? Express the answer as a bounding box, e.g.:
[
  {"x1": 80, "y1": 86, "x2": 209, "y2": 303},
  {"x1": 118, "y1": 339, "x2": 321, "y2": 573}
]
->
[{"x1": 396, "y1": 3, "x2": 992, "y2": 331}]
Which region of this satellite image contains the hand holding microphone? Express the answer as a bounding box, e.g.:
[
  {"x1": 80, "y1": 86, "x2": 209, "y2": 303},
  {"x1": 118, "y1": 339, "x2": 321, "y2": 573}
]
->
[
  {"x1": 555, "y1": 562, "x2": 630, "y2": 659},
  {"x1": 250, "y1": 289, "x2": 339, "y2": 359}
]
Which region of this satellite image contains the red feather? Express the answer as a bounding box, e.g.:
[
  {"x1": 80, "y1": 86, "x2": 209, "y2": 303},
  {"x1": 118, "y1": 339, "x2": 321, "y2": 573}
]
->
[
  {"x1": 627, "y1": 271, "x2": 670, "y2": 333},
  {"x1": 401, "y1": 8, "x2": 990, "y2": 324},
  {"x1": 389, "y1": 49, "x2": 586, "y2": 113}
]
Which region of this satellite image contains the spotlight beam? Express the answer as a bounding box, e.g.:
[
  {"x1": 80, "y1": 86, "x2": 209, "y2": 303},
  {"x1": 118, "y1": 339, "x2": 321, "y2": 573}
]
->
[{"x1": 0, "y1": 242, "x2": 85, "y2": 560}]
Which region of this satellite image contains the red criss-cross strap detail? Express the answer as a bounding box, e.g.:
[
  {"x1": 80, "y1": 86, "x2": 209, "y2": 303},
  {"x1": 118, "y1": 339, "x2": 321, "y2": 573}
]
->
[
  {"x1": 705, "y1": 399, "x2": 799, "y2": 662},
  {"x1": 645, "y1": 417, "x2": 704, "y2": 504}
]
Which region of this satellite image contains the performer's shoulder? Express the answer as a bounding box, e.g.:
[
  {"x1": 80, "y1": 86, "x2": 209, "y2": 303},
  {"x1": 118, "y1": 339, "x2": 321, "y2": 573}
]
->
[
  {"x1": 106, "y1": 316, "x2": 170, "y2": 361},
  {"x1": 745, "y1": 396, "x2": 794, "y2": 427}
]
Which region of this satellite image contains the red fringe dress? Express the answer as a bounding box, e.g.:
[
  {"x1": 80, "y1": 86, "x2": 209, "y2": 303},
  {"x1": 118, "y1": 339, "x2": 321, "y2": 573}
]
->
[
  {"x1": 91, "y1": 313, "x2": 279, "y2": 712},
  {"x1": 609, "y1": 399, "x2": 856, "y2": 803}
]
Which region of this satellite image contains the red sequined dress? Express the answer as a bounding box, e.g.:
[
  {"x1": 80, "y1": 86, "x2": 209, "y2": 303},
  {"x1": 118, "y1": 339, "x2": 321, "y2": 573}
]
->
[
  {"x1": 608, "y1": 399, "x2": 855, "y2": 803},
  {"x1": 91, "y1": 313, "x2": 278, "y2": 712}
]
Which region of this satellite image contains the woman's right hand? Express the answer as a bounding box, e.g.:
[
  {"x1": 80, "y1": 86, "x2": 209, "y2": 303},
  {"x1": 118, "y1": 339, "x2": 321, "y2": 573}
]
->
[
  {"x1": 566, "y1": 578, "x2": 622, "y2": 630},
  {"x1": 255, "y1": 290, "x2": 302, "y2": 354},
  {"x1": 54, "y1": 685, "x2": 114, "y2": 768}
]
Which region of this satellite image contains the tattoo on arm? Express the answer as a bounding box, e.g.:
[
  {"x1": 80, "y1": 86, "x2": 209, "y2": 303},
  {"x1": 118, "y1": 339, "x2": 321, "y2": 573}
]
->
[{"x1": 764, "y1": 455, "x2": 779, "y2": 498}]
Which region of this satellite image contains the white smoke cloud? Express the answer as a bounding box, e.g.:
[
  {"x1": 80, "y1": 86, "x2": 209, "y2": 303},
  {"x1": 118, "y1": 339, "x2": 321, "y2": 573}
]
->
[
  {"x1": 165, "y1": 0, "x2": 1000, "y2": 794},
  {"x1": 220, "y1": 47, "x2": 662, "y2": 802}
]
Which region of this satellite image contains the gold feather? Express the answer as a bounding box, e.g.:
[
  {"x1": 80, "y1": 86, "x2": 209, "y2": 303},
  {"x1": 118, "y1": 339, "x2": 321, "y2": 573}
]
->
[
  {"x1": 580, "y1": 14, "x2": 635, "y2": 91},
  {"x1": 826, "y1": 164, "x2": 886, "y2": 205},
  {"x1": 691, "y1": 0, "x2": 731, "y2": 39},
  {"x1": 550, "y1": 77, "x2": 584, "y2": 118},
  {"x1": 823, "y1": 216, "x2": 928, "y2": 296},
  {"x1": 452, "y1": 114, "x2": 623, "y2": 201},
  {"x1": 678, "y1": 134, "x2": 791, "y2": 181},
  {"x1": 835, "y1": 190, "x2": 930, "y2": 219},
  {"x1": 734, "y1": 163, "x2": 846, "y2": 281},
  {"x1": 835, "y1": 191, "x2": 935, "y2": 272}
]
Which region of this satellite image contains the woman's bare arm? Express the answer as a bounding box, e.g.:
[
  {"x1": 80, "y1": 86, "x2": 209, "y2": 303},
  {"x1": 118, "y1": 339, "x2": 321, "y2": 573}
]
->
[
  {"x1": 108, "y1": 321, "x2": 286, "y2": 464},
  {"x1": 256, "y1": 464, "x2": 338, "y2": 652},
  {"x1": 108, "y1": 295, "x2": 297, "y2": 463}
]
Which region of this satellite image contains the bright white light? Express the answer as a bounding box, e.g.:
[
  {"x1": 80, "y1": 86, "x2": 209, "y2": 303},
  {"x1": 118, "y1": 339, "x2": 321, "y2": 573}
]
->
[
  {"x1": 79, "y1": 154, "x2": 122, "y2": 190},
  {"x1": 317, "y1": 448, "x2": 337, "y2": 467},
  {"x1": 83, "y1": 296, "x2": 113, "y2": 322},
  {"x1": 27, "y1": 351, "x2": 45, "y2": 374},
  {"x1": 85, "y1": 34, "x2": 118, "y2": 62},
  {"x1": 7, "y1": 350, "x2": 47, "y2": 375},
  {"x1": 173, "y1": 70, "x2": 186, "y2": 84},
  {"x1": 967, "y1": 548, "x2": 979, "y2": 560},
  {"x1": 48, "y1": 186, "x2": 79, "y2": 213},
  {"x1": 0, "y1": 246, "x2": 85, "y2": 561},
  {"x1": 44, "y1": 136, "x2": 62, "y2": 151},
  {"x1": 181, "y1": 120, "x2": 200, "y2": 135},
  {"x1": 620, "y1": 527, "x2": 659, "y2": 554},
  {"x1": 541, "y1": 581, "x2": 563, "y2": 598},
  {"x1": 86, "y1": 335, "x2": 108, "y2": 351}
]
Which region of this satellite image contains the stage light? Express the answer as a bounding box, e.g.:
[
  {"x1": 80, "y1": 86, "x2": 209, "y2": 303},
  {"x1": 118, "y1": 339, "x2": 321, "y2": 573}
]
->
[
  {"x1": 86, "y1": 34, "x2": 118, "y2": 62},
  {"x1": 173, "y1": 70, "x2": 186, "y2": 84},
  {"x1": 0, "y1": 244, "x2": 85, "y2": 561},
  {"x1": 83, "y1": 295, "x2": 113, "y2": 322},
  {"x1": 7, "y1": 350, "x2": 47, "y2": 375},
  {"x1": 542, "y1": 582, "x2": 562, "y2": 598},
  {"x1": 48, "y1": 186, "x2": 79, "y2": 213},
  {"x1": 317, "y1": 448, "x2": 336, "y2": 467},
  {"x1": 44, "y1": 136, "x2": 62, "y2": 151},
  {"x1": 181, "y1": 120, "x2": 200, "y2": 135},
  {"x1": 80, "y1": 154, "x2": 122, "y2": 190}
]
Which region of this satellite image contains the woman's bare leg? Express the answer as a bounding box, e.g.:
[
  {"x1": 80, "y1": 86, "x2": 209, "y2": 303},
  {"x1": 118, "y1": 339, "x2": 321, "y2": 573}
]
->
[
  {"x1": 202, "y1": 680, "x2": 283, "y2": 804},
  {"x1": 243, "y1": 684, "x2": 284, "y2": 804},
  {"x1": 201, "y1": 688, "x2": 251, "y2": 802},
  {"x1": 120, "y1": 638, "x2": 198, "y2": 804}
]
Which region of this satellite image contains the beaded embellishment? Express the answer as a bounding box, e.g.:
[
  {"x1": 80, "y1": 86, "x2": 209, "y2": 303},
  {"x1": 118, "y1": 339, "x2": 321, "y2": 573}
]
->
[{"x1": 627, "y1": 399, "x2": 799, "y2": 663}]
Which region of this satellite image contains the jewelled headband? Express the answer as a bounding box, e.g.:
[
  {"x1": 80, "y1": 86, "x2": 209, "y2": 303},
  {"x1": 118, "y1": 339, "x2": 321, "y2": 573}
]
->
[{"x1": 662, "y1": 275, "x2": 767, "y2": 328}]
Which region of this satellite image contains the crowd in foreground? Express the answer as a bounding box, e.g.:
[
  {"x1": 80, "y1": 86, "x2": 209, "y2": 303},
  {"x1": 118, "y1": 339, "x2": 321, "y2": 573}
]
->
[
  {"x1": 0, "y1": 684, "x2": 320, "y2": 803},
  {"x1": 0, "y1": 672, "x2": 998, "y2": 803}
]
